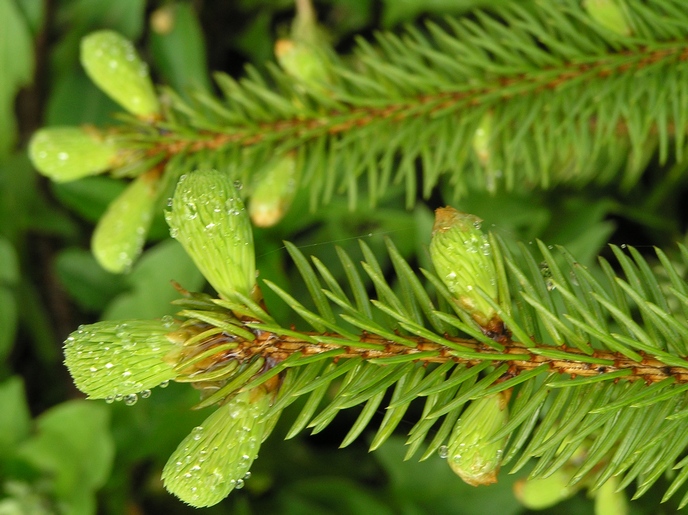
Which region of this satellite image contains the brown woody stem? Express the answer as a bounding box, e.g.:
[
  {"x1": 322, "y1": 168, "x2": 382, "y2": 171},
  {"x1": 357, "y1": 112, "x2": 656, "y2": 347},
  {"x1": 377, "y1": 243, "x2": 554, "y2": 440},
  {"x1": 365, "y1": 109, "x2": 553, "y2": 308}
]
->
[{"x1": 191, "y1": 328, "x2": 688, "y2": 385}]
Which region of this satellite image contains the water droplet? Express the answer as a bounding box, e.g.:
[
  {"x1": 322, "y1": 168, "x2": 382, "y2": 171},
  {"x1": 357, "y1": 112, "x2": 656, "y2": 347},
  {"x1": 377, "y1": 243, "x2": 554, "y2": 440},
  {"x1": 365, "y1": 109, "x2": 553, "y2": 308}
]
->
[
  {"x1": 243, "y1": 471, "x2": 252, "y2": 480},
  {"x1": 235, "y1": 478, "x2": 245, "y2": 490},
  {"x1": 160, "y1": 380, "x2": 170, "y2": 388},
  {"x1": 233, "y1": 180, "x2": 243, "y2": 191},
  {"x1": 438, "y1": 445, "x2": 449, "y2": 459},
  {"x1": 620, "y1": 243, "x2": 627, "y2": 249},
  {"x1": 192, "y1": 426, "x2": 203, "y2": 440},
  {"x1": 539, "y1": 261, "x2": 552, "y2": 279},
  {"x1": 124, "y1": 393, "x2": 138, "y2": 406},
  {"x1": 141, "y1": 389, "x2": 151, "y2": 399},
  {"x1": 185, "y1": 202, "x2": 198, "y2": 220},
  {"x1": 105, "y1": 396, "x2": 115, "y2": 404}
]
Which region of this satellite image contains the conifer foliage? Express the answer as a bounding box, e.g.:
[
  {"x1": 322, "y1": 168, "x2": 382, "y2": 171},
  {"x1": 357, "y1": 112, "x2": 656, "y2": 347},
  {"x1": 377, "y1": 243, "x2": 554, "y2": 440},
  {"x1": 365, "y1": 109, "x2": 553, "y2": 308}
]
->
[{"x1": 26, "y1": 0, "x2": 688, "y2": 511}]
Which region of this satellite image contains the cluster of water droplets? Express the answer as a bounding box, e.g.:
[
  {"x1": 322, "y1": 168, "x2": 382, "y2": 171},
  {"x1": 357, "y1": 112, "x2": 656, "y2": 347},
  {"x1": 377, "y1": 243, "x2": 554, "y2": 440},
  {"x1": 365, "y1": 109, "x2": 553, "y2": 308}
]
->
[
  {"x1": 460, "y1": 230, "x2": 492, "y2": 257},
  {"x1": 163, "y1": 392, "x2": 268, "y2": 506},
  {"x1": 166, "y1": 174, "x2": 247, "y2": 242},
  {"x1": 94, "y1": 33, "x2": 150, "y2": 80},
  {"x1": 64, "y1": 319, "x2": 177, "y2": 400}
]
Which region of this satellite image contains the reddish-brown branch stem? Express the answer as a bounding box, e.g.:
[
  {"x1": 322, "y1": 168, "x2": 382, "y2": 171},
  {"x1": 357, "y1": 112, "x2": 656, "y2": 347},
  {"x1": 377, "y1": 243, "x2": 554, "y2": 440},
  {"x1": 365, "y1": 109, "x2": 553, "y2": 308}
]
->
[
  {"x1": 192, "y1": 328, "x2": 688, "y2": 385},
  {"x1": 143, "y1": 42, "x2": 688, "y2": 162}
]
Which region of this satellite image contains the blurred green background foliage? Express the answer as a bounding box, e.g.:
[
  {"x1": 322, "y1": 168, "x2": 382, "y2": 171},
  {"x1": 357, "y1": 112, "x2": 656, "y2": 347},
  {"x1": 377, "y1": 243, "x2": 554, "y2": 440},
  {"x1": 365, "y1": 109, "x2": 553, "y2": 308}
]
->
[{"x1": 1, "y1": 0, "x2": 687, "y2": 513}]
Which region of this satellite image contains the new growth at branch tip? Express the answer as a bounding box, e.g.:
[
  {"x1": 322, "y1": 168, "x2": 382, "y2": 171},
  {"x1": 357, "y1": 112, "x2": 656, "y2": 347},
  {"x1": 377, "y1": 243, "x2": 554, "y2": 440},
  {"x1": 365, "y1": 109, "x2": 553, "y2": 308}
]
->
[
  {"x1": 28, "y1": 29, "x2": 166, "y2": 273},
  {"x1": 430, "y1": 206, "x2": 503, "y2": 333},
  {"x1": 63, "y1": 165, "x2": 274, "y2": 507}
]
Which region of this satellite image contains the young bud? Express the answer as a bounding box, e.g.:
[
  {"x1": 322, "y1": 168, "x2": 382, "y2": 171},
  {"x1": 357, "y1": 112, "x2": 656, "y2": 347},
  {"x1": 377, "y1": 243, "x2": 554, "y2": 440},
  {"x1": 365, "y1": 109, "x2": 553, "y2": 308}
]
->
[
  {"x1": 162, "y1": 388, "x2": 270, "y2": 507},
  {"x1": 80, "y1": 30, "x2": 160, "y2": 118},
  {"x1": 430, "y1": 207, "x2": 498, "y2": 327},
  {"x1": 275, "y1": 39, "x2": 329, "y2": 89},
  {"x1": 446, "y1": 392, "x2": 509, "y2": 486},
  {"x1": 28, "y1": 126, "x2": 117, "y2": 182},
  {"x1": 92, "y1": 171, "x2": 159, "y2": 273},
  {"x1": 594, "y1": 477, "x2": 628, "y2": 515},
  {"x1": 248, "y1": 154, "x2": 298, "y2": 227},
  {"x1": 514, "y1": 469, "x2": 581, "y2": 509},
  {"x1": 472, "y1": 112, "x2": 492, "y2": 167},
  {"x1": 63, "y1": 318, "x2": 179, "y2": 399},
  {"x1": 584, "y1": 0, "x2": 632, "y2": 36},
  {"x1": 166, "y1": 170, "x2": 256, "y2": 300}
]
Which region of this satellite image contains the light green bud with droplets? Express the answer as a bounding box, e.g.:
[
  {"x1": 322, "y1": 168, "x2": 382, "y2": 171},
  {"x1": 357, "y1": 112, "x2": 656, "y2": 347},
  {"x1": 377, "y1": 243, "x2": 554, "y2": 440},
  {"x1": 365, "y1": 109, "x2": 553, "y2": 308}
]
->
[
  {"x1": 446, "y1": 392, "x2": 509, "y2": 486},
  {"x1": 430, "y1": 206, "x2": 498, "y2": 328},
  {"x1": 162, "y1": 388, "x2": 270, "y2": 507},
  {"x1": 166, "y1": 169, "x2": 256, "y2": 300},
  {"x1": 80, "y1": 30, "x2": 160, "y2": 118},
  {"x1": 63, "y1": 318, "x2": 179, "y2": 399},
  {"x1": 583, "y1": 0, "x2": 632, "y2": 36},
  {"x1": 92, "y1": 171, "x2": 159, "y2": 273},
  {"x1": 249, "y1": 154, "x2": 298, "y2": 227},
  {"x1": 28, "y1": 126, "x2": 118, "y2": 182}
]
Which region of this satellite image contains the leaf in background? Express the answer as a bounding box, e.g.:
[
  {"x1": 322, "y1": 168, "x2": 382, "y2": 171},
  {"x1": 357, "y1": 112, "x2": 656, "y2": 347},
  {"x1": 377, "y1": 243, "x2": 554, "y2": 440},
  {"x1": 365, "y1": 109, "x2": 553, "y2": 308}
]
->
[
  {"x1": 233, "y1": 8, "x2": 273, "y2": 67},
  {"x1": 374, "y1": 436, "x2": 523, "y2": 515},
  {"x1": 0, "y1": 238, "x2": 19, "y2": 360},
  {"x1": 103, "y1": 239, "x2": 205, "y2": 320},
  {"x1": 150, "y1": 3, "x2": 212, "y2": 95},
  {"x1": 542, "y1": 197, "x2": 616, "y2": 265},
  {"x1": 51, "y1": 0, "x2": 145, "y2": 76},
  {"x1": 14, "y1": 0, "x2": 44, "y2": 36},
  {"x1": 46, "y1": 0, "x2": 146, "y2": 127},
  {"x1": 326, "y1": 0, "x2": 374, "y2": 40},
  {"x1": 16, "y1": 400, "x2": 114, "y2": 513},
  {"x1": 0, "y1": 237, "x2": 19, "y2": 285},
  {"x1": 51, "y1": 175, "x2": 127, "y2": 223},
  {"x1": 0, "y1": 288, "x2": 17, "y2": 361},
  {"x1": 0, "y1": 377, "x2": 31, "y2": 452},
  {"x1": 283, "y1": 477, "x2": 395, "y2": 515},
  {"x1": 45, "y1": 71, "x2": 124, "y2": 126},
  {"x1": 0, "y1": 0, "x2": 33, "y2": 159},
  {"x1": 381, "y1": 0, "x2": 513, "y2": 27},
  {"x1": 55, "y1": 248, "x2": 128, "y2": 312}
]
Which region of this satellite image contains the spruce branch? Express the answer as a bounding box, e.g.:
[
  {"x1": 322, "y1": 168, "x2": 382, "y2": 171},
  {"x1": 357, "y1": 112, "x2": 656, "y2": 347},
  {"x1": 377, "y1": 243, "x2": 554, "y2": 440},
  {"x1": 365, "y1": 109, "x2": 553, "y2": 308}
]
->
[
  {"x1": 26, "y1": 0, "x2": 688, "y2": 510},
  {"x1": 136, "y1": 0, "x2": 688, "y2": 202},
  {"x1": 63, "y1": 201, "x2": 688, "y2": 506},
  {"x1": 30, "y1": 1, "x2": 688, "y2": 224}
]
